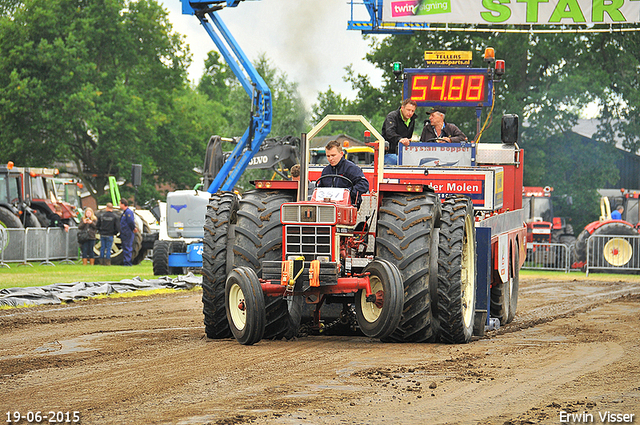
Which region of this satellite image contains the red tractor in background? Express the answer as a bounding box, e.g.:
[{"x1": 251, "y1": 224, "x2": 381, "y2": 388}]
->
[
  {"x1": 573, "y1": 189, "x2": 640, "y2": 269},
  {"x1": 0, "y1": 161, "x2": 78, "y2": 230},
  {"x1": 522, "y1": 186, "x2": 575, "y2": 268},
  {"x1": 523, "y1": 186, "x2": 554, "y2": 245},
  {"x1": 523, "y1": 186, "x2": 575, "y2": 245}
]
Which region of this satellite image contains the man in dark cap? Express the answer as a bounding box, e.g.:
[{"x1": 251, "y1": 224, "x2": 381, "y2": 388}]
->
[{"x1": 420, "y1": 106, "x2": 467, "y2": 143}]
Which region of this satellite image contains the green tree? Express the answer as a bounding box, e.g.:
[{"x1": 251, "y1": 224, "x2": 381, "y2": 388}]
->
[
  {"x1": 0, "y1": 0, "x2": 205, "y2": 204},
  {"x1": 196, "y1": 52, "x2": 307, "y2": 191}
]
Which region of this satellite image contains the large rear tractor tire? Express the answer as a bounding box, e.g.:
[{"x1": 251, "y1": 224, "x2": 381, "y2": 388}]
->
[
  {"x1": 355, "y1": 259, "x2": 404, "y2": 339},
  {"x1": 375, "y1": 191, "x2": 441, "y2": 342},
  {"x1": 202, "y1": 191, "x2": 239, "y2": 339},
  {"x1": 574, "y1": 227, "x2": 590, "y2": 263},
  {"x1": 225, "y1": 267, "x2": 266, "y2": 346},
  {"x1": 0, "y1": 208, "x2": 23, "y2": 230},
  {"x1": 437, "y1": 196, "x2": 477, "y2": 344},
  {"x1": 233, "y1": 190, "x2": 295, "y2": 340}
]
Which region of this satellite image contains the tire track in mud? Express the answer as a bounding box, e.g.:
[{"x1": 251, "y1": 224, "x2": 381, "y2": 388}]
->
[
  {"x1": 344, "y1": 342, "x2": 625, "y2": 425},
  {"x1": 496, "y1": 279, "x2": 640, "y2": 335},
  {"x1": 2, "y1": 278, "x2": 640, "y2": 425}
]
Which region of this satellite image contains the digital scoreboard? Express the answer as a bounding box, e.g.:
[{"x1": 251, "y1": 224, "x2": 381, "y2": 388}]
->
[{"x1": 403, "y1": 68, "x2": 493, "y2": 107}]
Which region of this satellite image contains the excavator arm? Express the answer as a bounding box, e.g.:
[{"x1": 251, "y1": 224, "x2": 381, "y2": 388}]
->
[{"x1": 181, "y1": 0, "x2": 272, "y2": 193}]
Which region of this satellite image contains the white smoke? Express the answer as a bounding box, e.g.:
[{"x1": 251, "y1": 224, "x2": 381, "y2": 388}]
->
[{"x1": 160, "y1": 0, "x2": 383, "y2": 109}]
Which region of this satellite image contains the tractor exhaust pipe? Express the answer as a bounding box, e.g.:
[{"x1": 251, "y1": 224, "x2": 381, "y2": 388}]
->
[{"x1": 298, "y1": 133, "x2": 308, "y2": 202}]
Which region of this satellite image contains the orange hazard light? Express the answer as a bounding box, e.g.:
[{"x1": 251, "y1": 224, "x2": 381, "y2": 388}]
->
[
  {"x1": 281, "y1": 260, "x2": 291, "y2": 285},
  {"x1": 309, "y1": 260, "x2": 320, "y2": 287}
]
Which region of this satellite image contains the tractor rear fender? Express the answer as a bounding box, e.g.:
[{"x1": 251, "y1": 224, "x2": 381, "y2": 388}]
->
[{"x1": 584, "y1": 218, "x2": 635, "y2": 235}]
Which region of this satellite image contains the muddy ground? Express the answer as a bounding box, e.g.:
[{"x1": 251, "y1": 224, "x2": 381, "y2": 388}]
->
[{"x1": 1, "y1": 275, "x2": 639, "y2": 425}]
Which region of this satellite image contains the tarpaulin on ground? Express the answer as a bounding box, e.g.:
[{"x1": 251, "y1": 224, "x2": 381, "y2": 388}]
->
[{"x1": 0, "y1": 273, "x2": 202, "y2": 308}]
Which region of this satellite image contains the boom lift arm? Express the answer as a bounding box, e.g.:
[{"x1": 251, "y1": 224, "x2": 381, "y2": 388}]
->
[{"x1": 181, "y1": 0, "x2": 272, "y2": 193}]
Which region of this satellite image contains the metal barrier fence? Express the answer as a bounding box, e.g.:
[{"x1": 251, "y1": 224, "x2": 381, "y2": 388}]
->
[
  {"x1": 0, "y1": 227, "x2": 79, "y2": 268},
  {"x1": 523, "y1": 242, "x2": 572, "y2": 272},
  {"x1": 586, "y1": 234, "x2": 640, "y2": 276}
]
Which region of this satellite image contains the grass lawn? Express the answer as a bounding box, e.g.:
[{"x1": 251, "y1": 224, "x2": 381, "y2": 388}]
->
[
  {"x1": 0, "y1": 259, "x2": 179, "y2": 290},
  {"x1": 2, "y1": 260, "x2": 639, "y2": 292},
  {"x1": 520, "y1": 269, "x2": 640, "y2": 283}
]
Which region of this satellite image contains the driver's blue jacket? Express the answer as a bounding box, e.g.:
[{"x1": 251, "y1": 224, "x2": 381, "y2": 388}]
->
[{"x1": 317, "y1": 157, "x2": 369, "y2": 206}]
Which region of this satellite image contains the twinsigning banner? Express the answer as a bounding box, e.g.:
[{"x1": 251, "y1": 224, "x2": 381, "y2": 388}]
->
[{"x1": 382, "y1": 0, "x2": 640, "y2": 25}]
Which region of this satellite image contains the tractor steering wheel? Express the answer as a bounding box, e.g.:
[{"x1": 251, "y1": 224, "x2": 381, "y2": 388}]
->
[{"x1": 316, "y1": 174, "x2": 354, "y2": 190}]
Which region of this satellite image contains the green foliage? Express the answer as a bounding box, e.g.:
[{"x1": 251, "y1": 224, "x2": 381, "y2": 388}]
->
[
  {"x1": 196, "y1": 52, "x2": 308, "y2": 191},
  {"x1": 0, "y1": 0, "x2": 207, "y2": 204}
]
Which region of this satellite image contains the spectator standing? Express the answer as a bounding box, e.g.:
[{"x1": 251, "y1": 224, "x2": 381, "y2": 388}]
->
[
  {"x1": 96, "y1": 202, "x2": 120, "y2": 266},
  {"x1": 78, "y1": 207, "x2": 98, "y2": 265},
  {"x1": 119, "y1": 199, "x2": 137, "y2": 266}
]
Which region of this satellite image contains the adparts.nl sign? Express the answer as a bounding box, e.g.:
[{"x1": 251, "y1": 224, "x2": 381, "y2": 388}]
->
[{"x1": 383, "y1": 0, "x2": 640, "y2": 25}]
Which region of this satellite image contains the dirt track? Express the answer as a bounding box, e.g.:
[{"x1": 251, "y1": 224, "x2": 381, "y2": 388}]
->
[{"x1": 1, "y1": 275, "x2": 639, "y2": 425}]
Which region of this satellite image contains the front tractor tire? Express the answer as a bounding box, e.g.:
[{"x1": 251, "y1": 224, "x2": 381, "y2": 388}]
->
[
  {"x1": 233, "y1": 190, "x2": 295, "y2": 339},
  {"x1": 225, "y1": 267, "x2": 266, "y2": 346},
  {"x1": 153, "y1": 240, "x2": 172, "y2": 276},
  {"x1": 153, "y1": 240, "x2": 187, "y2": 276},
  {"x1": 375, "y1": 191, "x2": 441, "y2": 342},
  {"x1": 202, "y1": 191, "x2": 239, "y2": 339},
  {"x1": 437, "y1": 196, "x2": 477, "y2": 344},
  {"x1": 355, "y1": 259, "x2": 404, "y2": 339}
]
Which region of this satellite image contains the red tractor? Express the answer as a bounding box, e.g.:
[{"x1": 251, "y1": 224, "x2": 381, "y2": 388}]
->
[
  {"x1": 523, "y1": 186, "x2": 575, "y2": 244},
  {"x1": 523, "y1": 186, "x2": 575, "y2": 267},
  {"x1": 201, "y1": 49, "x2": 526, "y2": 345},
  {"x1": 0, "y1": 161, "x2": 78, "y2": 230},
  {"x1": 202, "y1": 111, "x2": 526, "y2": 346},
  {"x1": 574, "y1": 189, "x2": 640, "y2": 269}
]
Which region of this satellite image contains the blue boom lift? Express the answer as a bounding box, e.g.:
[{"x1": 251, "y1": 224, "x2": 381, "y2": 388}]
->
[
  {"x1": 182, "y1": 0, "x2": 272, "y2": 194},
  {"x1": 153, "y1": 0, "x2": 276, "y2": 274}
]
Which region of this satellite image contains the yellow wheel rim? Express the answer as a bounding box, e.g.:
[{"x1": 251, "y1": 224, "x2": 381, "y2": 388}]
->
[
  {"x1": 228, "y1": 283, "x2": 247, "y2": 330},
  {"x1": 461, "y1": 213, "x2": 476, "y2": 328},
  {"x1": 603, "y1": 237, "x2": 632, "y2": 266},
  {"x1": 361, "y1": 276, "x2": 384, "y2": 323}
]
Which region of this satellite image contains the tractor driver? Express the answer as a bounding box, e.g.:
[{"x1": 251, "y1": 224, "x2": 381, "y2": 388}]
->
[
  {"x1": 420, "y1": 106, "x2": 467, "y2": 143},
  {"x1": 317, "y1": 140, "x2": 369, "y2": 207}
]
